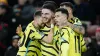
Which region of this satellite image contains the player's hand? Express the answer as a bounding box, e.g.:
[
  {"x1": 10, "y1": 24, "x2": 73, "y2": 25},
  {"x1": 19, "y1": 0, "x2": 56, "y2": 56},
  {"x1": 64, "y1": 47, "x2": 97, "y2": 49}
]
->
[
  {"x1": 51, "y1": 19, "x2": 54, "y2": 28},
  {"x1": 16, "y1": 24, "x2": 22, "y2": 35},
  {"x1": 51, "y1": 18, "x2": 55, "y2": 24}
]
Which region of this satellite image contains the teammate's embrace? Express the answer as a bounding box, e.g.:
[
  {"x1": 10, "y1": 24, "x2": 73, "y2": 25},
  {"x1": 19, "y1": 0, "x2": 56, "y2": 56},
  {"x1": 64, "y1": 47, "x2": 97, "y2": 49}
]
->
[
  {"x1": 16, "y1": 11, "x2": 53, "y2": 56},
  {"x1": 60, "y1": 2, "x2": 85, "y2": 35},
  {"x1": 58, "y1": 2, "x2": 87, "y2": 56}
]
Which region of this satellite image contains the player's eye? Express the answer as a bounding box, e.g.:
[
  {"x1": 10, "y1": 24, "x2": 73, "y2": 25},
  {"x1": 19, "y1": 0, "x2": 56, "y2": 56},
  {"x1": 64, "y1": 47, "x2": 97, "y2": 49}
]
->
[
  {"x1": 56, "y1": 15, "x2": 59, "y2": 17},
  {"x1": 45, "y1": 13, "x2": 49, "y2": 15}
]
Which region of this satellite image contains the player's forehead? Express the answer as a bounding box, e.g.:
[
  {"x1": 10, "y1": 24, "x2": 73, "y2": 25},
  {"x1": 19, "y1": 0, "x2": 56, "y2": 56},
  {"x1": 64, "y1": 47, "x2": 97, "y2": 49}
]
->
[
  {"x1": 55, "y1": 11, "x2": 63, "y2": 16},
  {"x1": 42, "y1": 9, "x2": 52, "y2": 14}
]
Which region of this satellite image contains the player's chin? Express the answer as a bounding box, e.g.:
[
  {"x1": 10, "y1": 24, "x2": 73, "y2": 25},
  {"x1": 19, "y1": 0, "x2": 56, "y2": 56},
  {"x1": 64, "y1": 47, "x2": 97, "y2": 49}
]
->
[
  {"x1": 43, "y1": 21, "x2": 47, "y2": 24},
  {"x1": 43, "y1": 19, "x2": 49, "y2": 23},
  {"x1": 36, "y1": 26, "x2": 41, "y2": 29},
  {"x1": 40, "y1": 24, "x2": 45, "y2": 28},
  {"x1": 55, "y1": 23, "x2": 59, "y2": 26}
]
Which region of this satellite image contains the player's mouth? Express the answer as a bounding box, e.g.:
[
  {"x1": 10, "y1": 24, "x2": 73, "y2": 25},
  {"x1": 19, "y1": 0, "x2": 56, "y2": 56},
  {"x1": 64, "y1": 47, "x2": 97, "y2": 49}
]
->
[
  {"x1": 43, "y1": 18, "x2": 48, "y2": 22},
  {"x1": 55, "y1": 20, "x2": 59, "y2": 26}
]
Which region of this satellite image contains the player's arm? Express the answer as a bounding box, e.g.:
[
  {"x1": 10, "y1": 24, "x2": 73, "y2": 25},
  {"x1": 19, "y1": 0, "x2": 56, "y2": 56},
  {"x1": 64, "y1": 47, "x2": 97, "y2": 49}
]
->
[
  {"x1": 16, "y1": 24, "x2": 31, "y2": 47},
  {"x1": 16, "y1": 24, "x2": 24, "y2": 47},
  {"x1": 30, "y1": 27, "x2": 54, "y2": 44},
  {"x1": 35, "y1": 20, "x2": 54, "y2": 43},
  {"x1": 42, "y1": 23, "x2": 54, "y2": 43},
  {"x1": 67, "y1": 22, "x2": 85, "y2": 35},
  {"x1": 42, "y1": 28, "x2": 54, "y2": 44}
]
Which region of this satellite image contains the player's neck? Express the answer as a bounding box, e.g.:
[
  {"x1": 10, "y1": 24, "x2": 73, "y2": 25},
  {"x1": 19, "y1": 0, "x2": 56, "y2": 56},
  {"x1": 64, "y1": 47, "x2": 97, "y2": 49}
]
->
[
  {"x1": 46, "y1": 22, "x2": 51, "y2": 28},
  {"x1": 69, "y1": 13, "x2": 74, "y2": 19},
  {"x1": 59, "y1": 22, "x2": 67, "y2": 29},
  {"x1": 33, "y1": 21, "x2": 37, "y2": 28}
]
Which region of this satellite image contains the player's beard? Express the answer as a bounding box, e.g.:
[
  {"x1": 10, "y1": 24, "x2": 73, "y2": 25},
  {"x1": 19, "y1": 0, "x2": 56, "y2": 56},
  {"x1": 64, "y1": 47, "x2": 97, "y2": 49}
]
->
[
  {"x1": 55, "y1": 22, "x2": 59, "y2": 26},
  {"x1": 42, "y1": 17, "x2": 51, "y2": 24},
  {"x1": 39, "y1": 23, "x2": 45, "y2": 29}
]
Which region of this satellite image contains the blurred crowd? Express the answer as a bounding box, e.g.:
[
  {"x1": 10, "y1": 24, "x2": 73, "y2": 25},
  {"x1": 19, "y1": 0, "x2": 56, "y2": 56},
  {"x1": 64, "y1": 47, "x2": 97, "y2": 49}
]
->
[{"x1": 0, "y1": 0, "x2": 100, "y2": 56}]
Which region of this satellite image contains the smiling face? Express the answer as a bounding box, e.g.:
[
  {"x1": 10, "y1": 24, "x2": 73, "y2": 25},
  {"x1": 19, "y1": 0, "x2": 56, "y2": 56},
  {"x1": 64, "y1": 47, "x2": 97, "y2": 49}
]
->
[{"x1": 41, "y1": 9, "x2": 54, "y2": 24}]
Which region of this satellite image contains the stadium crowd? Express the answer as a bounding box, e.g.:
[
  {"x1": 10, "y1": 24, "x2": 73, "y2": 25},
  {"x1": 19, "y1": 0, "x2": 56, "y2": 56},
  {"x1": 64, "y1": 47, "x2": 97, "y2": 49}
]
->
[{"x1": 0, "y1": 0, "x2": 100, "y2": 56}]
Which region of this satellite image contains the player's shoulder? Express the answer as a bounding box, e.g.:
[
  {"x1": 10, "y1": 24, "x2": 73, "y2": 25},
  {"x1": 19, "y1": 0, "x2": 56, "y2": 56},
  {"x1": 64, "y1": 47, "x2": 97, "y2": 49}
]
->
[
  {"x1": 73, "y1": 17, "x2": 81, "y2": 22},
  {"x1": 62, "y1": 27, "x2": 71, "y2": 32},
  {"x1": 62, "y1": 27, "x2": 75, "y2": 34},
  {"x1": 24, "y1": 21, "x2": 35, "y2": 32},
  {"x1": 54, "y1": 25, "x2": 58, "y2": 28},
  {"x1": 73, "y1": 17, "x2": 82, "y2": 25},
  {"x1": 27, "y1": 21, "x2": 33, "y2": 26},
  {"x1": 26, "y1": 21, "x2": 34, "y2": 28},
  {"x1": 54, "y1": 26, "x2": 59, "y2": 30},
  {"x1": 62, "y1": 27, "x2": 72, "y2": 30}
]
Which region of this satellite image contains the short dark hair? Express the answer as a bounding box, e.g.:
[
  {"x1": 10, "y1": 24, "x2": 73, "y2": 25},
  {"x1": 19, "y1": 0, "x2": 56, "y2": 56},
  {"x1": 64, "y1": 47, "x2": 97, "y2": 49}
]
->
[
  {"x1": 34, "y1": 10, "x2": 41, "y2": 17},
  {"x1": 60, "y1": 2, "x2": 74, "y2": 11},
  {"x1": 43, "y1": 1, "x2": 57, "y2": 8},
  {"x1": 55, "y1": 8, "x2": 69, "y2": 17},
  {"x1": 42, "y1": 3, "x2": 57, "y2": 12}
]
